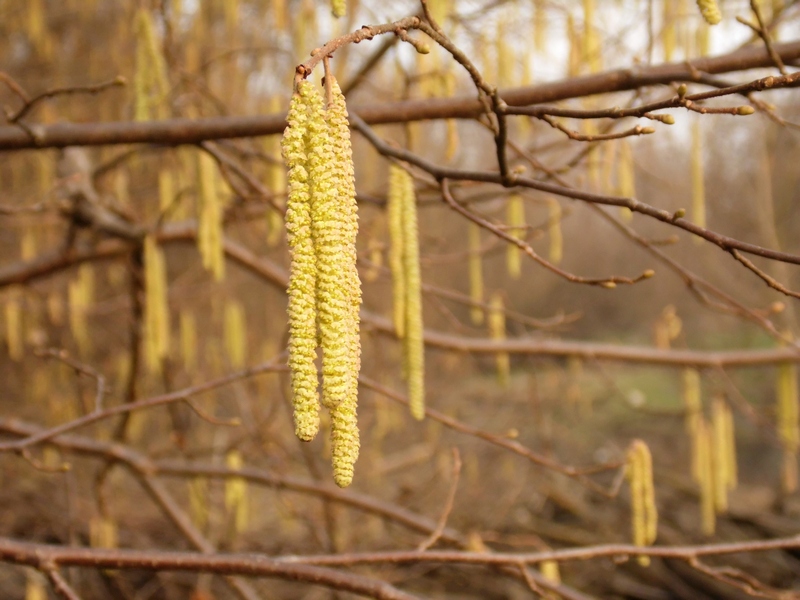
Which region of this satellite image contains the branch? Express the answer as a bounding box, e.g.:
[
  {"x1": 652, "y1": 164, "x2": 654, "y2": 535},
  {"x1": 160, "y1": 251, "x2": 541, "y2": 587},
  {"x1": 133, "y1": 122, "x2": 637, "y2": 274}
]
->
[{"x1": 1, "y1": 41, "x2": 799, "y2": 149}]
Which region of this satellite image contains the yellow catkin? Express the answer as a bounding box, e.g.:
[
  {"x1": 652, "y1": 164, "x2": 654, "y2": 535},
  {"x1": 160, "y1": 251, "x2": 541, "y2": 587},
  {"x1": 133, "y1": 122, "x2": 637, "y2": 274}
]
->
[
  {"x1": 197, "y1": 150, "x2": 225, "y2": 280},
  {"x1": 133, "y1": 8, "x2": 170, "y2": 121},
  {"x1": 663, "y1": 1, "x2": 676, "y2": 62},
  {"x1": 143, "y1": 236, "x2": 170, "y2": 373},
  {"x1": 566, "y1": 14, "x2": 580, "y2": 77},
  {"x1": 158, "y1": 168, "x2": 175, "y2": 213},
  {"x1": 691, "y1": 121, "x2": 706, "y2": 238},
  {"x1": 540, "y1": 560, "x2": 561, "y2": 585},
  {"x1": 68, "y1": 264, "x2": 94, "y2": 357},
  {"x1": 325, "y1": 78, "x2": 362, "y2": 486},
  {"x1": 582, "y1": 0, "x2": 601, "y2": 73},
  {"x1": 445, "y1": 118, "x2": 459, "y2": 161},
  {"x1": 388, "y1": 165, "x2": 407, "y2": 338},
  {"x1": 777, "y1": 363, "x2": 799, "y2": 493},
  {"x1": 711, "y1": 395, "x2": 730, "y2": 513},
  {"x1": 506, "y1": 194, "x2": 525, "y2": 280},
  {"x1": 224, "y1": 450, "x2": 249, "y2": 534},
  {"x1": 626, "y1": 440, "x2": 657, "y2": 566},
  {"x1": 224, "y1": 301, "x2": 246, "y2": 370},
  {"x1": 468, "y1": 222, "x2": 484, "y2": 325},
  {"x1": 696, "y1": 0, "x2": 722, "y2": 25},
  {"x1": 273, "y1": 0, "x2": 287, "y2": 30},
  {"x1": 282, "y1": 81, "x2": 320, "y2": 442},
  {"x1": 188, "y1": 477, "x2": 208, "y2": 531},
  {"x1": 683, "y1": 368, "x2": 702, "y2": 435},
  {"x1": 400, "y1": 161, "x2": 425, "y2": 422},
  {"x1": 5, "y1": 286, "x2": 24, "y2": 362},
  {"x1": 25, "y1": 569, "x2": 47, "y2": 600},
  {"x1": 20, "y1": 229, "x2": 37, "y2": 261},
  {"x1": 283, "y1": 78, "x2": 362, "y2": 486},
  {"x1": 695, "y1": 417, "x2": 716, "y2": 535},
  {"x1": 617, "y1": 141, "x2": 635, "y2": 222},
  {"x1": 489, "y1": 292, "x2": 510, "y2": 388},
  {"x1": 89, "y1": 515, "x2": 118, "y2": 549},
  {"x1": 266, "y1": 96, "x2": 286, "y2": 248},
  {"x1": 331, "y1": 0, "x2": 346, "y2": 18},
  {"x1": 180, "y1": 310, "x2": 196, "y2": 372},
  {"x1": 533, "y1": 0, "x2": 546, "y2": 54},
  {"x1": 547, "y1": 199, "x2": 563, "y2": 264}
]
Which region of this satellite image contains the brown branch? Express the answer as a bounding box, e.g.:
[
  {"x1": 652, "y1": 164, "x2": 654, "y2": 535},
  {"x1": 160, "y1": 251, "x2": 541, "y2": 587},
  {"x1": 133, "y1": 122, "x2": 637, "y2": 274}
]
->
[
  {"x1": 1, "y1": 41, "x2": 799, "y2": 149},
  {"x1": 0, "y1": 538, "x2": 421, "y2": 600}
]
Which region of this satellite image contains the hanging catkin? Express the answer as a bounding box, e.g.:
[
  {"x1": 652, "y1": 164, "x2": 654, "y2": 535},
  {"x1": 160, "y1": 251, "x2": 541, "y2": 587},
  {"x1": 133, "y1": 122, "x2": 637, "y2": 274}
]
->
[
  {"x1": 331, "y1": 0, "x2": 346, "y2": 18},
  {"x1": 468, "y1": 222, "x2": 484, "y2": 325},
  {"x1": 197, "y1": 151, "x2": 225, "y2": 280},
  {"x1": 617, "y1": 141, "x2": 635, "y2": 222},
  {"x1": 488, "y1": 292, "x2": 510, "y2": 388},
  {"x1": 777, "y1": 363, "x2": 799, "y2": 492},
  {"x1": 400, "y1": 164, "x2": 425, "y2": 421},
  {"x1": 506, "y1": 194, "x2": 525, "y2": 280},
  {"x1": 68, "y1": 264, "x2": 94, "y2": 357},
  {"x1": 224, "y1": 450, "x2": 249, "y2": 534},
  {"x1": 224, "y1": 301, "x2": 246, "y2": 370},
  {"x1": 696, "y1": 0, "x2": 722, "y2": 25},
  {"x1": 143, "y1": 236, "x2": 170, "y2": 373},
  {"x1": 547, "y1": 199, "x2": 563, "y2": 264},
  {"x1": 327, "y1": 78, "x2": 362, "y2": 486},
  {"x1": 133, "y1": 8, "x2": 170, "y2": 121},
  {"x1": 4, "y1": 286, "x2": 24, "y2": 362},
  {"x1": 282, "y1": 77, "x2": 362, "y2": 487},
  {"x1": 388, "y1": 165, "x2": 407, "y2": 338},
  {"x1": 283, "y1": 81, "x2": 321, "y2": 442},
  {"x1": 691, "y1": 121, "x2": 706, "y2": 236},
  {"x1": 626, "y1": 440, "x2": 657, "y2": 566}
]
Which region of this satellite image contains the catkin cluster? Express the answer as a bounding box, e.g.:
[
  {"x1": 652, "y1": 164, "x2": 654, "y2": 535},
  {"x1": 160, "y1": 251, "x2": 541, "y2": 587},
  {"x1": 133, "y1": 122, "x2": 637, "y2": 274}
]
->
[
  {"x1": 282, "y1": 78, "x2": 361, "y2": 487},
  {"x1": 626, "y1": 440, "x2": 657, "y2": 566},
  {"x1": 387, "y1": 165, "x2": 425, "y2": 420}
]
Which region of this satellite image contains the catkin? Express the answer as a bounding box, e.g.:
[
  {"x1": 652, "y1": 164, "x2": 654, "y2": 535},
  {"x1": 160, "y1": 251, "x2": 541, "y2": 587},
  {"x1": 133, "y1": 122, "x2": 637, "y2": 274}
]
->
[
  {"x1": 388, "y1": 165, "x2": 407, "y2": 338},
  {"x1": 489, "y1": 292, "x2": 510, "y2": 388},
  {"x1": 197, "y1": 150, "x2": 225, "y2": 280},
  {"x1": 328, "y1": 78, "x2": 362, "y2": 486},
  {"x1": 617, "y1": 141, "x2": 635, "y2": 222},
  {"x1": 777, "y1": 363, "x2": 799, "y2": 492},
  {"x1": 143, "y1": 236, "x2": 170, "y2": 373},
  {"x1": 547, "y1": 199, "x2": 563, "y2": 264},
  {"x1": 331, "y1": 0, "x2": 346, "y2": 18},
  {"x1": 696, "y1": 0, "x2": 722, "y2": 25},
  {"x1": 400, "y1": 164, "x2": 425, "y2": 422},
  {"x1": 626, "y1": 440, "x2": 657, "y2": 566},
  {"x1": 468, "y1": 222, "x2": 484, "y2": 325},
  {"x1": 133, "y1": 8, "x2": 170, "y2": 121},
  {"x1": 711, "y1": 394, "x2": 736, "y2": 513},
  {"x1": 663, "y1": 1, "x2": 676, "y2": 62},
  {"x1": 506, "y1": 194, "x2": 525, "y2": 280},
  {"x1": 68, "y1": 264, "x2": 94, "y2": 357},
  {"x1": 695, "y1": 416, "x2": 716, "y2": 535},
  {"x1": 224, "y1": 301, "x2": 246, "y2": 370},
  {"x1": 224, "y1": 450, "x2": 249, "y2": 534},
  {"x1": 691, "y1": 121, "x2": 706, "y2": 237},
  {"x1": 4, "y1": 286, "x2": 24, "y2": 362},
  {"x1": 283, "y1": 81, "x2": 321, "y2": 442},
  {"x1": 180, "y1": 310, "x2": 197, "y2": 371}
]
